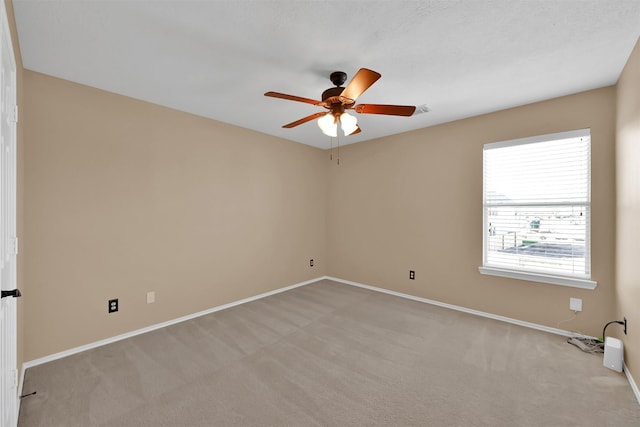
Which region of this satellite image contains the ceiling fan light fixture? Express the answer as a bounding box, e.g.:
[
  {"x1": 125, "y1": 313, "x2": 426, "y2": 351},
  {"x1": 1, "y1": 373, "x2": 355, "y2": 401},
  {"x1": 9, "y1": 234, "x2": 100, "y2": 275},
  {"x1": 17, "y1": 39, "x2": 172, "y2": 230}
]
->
[
  {"x1": 340, "y1": 112, "x2": 358, "y2": 136},
  {"x1": 318, "y1": 113, "x2": 337, "y2": 137}
]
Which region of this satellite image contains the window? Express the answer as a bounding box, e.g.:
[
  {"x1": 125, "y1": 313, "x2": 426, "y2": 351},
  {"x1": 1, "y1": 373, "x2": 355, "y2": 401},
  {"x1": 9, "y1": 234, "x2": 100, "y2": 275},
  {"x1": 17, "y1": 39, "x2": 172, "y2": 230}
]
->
[{"x1": 479, "y1": 129, "x2": 596, "y2": 289}]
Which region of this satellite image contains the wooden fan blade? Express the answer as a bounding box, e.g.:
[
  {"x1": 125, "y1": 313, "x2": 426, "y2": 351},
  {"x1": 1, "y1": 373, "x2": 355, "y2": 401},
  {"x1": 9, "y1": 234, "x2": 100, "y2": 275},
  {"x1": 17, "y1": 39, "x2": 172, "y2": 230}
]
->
[
  {"x1": 340, "y1": 68, "x2": 381, "y2": 102},
  {"x1": 355, "y1": 104, "x2": 416, "y2": 116},
  {"x1": 283, "y1": 112, "x2": 327, "y2": 128},
  {"x1": 265, "y1": 91, "x2": 321, "y2": 106},
  {"x1": 350, "y1": 125, "x2": 362, "y2": 135}
]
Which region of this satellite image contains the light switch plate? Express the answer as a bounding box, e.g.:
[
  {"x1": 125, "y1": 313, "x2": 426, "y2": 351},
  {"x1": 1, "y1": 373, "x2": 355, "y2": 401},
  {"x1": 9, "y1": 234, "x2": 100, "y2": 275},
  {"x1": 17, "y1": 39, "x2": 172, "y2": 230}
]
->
[{"x1": 147, "y1": 291, "x2": 155, "y2": 304}]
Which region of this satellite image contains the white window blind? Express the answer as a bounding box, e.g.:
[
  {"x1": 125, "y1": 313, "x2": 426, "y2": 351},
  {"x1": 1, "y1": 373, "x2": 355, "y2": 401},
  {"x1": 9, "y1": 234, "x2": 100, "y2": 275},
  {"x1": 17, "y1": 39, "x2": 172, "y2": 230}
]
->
[{"x1": 481, "y1": 129, "x2": 593, "y2": 287}]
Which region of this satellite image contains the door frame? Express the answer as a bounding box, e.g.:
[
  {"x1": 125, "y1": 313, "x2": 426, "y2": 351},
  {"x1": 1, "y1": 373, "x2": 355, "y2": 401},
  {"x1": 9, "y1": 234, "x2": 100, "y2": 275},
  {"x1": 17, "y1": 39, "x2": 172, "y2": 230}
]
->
[{"x1": 0, "y1": 0, "x2": 18, "y2": 425}]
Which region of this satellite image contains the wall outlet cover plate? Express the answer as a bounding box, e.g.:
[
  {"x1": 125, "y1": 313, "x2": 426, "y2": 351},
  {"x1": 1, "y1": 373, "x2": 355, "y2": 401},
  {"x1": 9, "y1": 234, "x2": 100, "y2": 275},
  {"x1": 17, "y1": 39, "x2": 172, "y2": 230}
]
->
[{"x1": 569, "y1": 297, "x2": 582, "y2": 312}]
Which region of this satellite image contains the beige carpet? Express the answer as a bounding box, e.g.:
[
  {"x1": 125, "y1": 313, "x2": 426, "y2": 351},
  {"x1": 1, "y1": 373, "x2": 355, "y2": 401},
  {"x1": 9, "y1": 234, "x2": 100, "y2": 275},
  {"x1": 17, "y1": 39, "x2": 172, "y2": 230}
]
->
[{"x1": 18, "y1": 279, "x2": 640, "y2": 426}]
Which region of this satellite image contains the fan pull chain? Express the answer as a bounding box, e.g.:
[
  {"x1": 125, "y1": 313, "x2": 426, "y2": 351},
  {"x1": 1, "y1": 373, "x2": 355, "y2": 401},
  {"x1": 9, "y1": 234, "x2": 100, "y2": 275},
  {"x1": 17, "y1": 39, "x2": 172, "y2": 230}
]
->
[
  {"x1": 336, "y1": 117, "x2": 340, "y2": 165},
  {"x1": 330, "y1": 135, "x2": 333, "y2": 160},
  {"x1": 329, "y1": 135, "x2": 339, "y2": 165}
]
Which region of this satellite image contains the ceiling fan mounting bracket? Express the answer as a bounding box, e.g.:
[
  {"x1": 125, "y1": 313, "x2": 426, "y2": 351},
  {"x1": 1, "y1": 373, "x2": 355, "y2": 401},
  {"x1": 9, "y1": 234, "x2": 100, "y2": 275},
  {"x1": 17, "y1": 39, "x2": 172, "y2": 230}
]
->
[{"x1": 329, "y1": 71, "x2": 347, "y2": 86}]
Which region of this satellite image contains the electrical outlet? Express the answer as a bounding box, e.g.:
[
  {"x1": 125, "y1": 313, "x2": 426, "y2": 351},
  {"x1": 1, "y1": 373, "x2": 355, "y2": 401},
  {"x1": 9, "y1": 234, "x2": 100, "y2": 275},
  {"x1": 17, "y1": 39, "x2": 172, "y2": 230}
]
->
[
  {"x1": 409, "y1": 270, "x2": 415, "y2": 280},
  {"x1": 624, "y1": 317, "x2": 627, "y2": 335},
  {"x1": 147, "y1": 291, "x2": 155, "y2": 304},
  {"x1": 310, "y1": 259, "x2": 314, "y2": 267},
  {"x1": 108, "y1": 298, "x2": 118, "y2": 313},
  {"x1": 569, "y1": 298, "x2": 582, "y2": 312}
]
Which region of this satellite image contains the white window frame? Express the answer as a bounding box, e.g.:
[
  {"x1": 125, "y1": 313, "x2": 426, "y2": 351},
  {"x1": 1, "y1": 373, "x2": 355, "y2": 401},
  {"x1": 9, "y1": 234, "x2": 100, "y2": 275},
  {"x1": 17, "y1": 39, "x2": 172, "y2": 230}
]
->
[{"x1": 478, "y1": 129, "x2": 597, "y2": 290}]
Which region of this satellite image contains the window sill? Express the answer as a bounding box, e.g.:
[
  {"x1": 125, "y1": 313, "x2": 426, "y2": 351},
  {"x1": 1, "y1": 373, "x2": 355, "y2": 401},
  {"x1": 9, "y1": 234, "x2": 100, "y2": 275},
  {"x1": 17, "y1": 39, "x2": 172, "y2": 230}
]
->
[{"x1": 478, "y1": 266, "x2": 597, "y2": 290}]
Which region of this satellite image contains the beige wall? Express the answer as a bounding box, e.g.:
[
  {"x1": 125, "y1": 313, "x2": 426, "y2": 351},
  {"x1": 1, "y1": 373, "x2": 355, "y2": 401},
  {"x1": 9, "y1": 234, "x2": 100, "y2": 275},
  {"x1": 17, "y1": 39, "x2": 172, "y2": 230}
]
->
[
  {"x1": 23, "y1": 71, "x2": 327, "y2": 360},
  {"x1": 616, "y1": 37, "x2": 640, "y2": 378},
  {"x1": 327, "y1": 87, "x2": 616, "y2": 338},
  {"x1": 22, "y1": 74, "x2": 619, "y2": 360}
]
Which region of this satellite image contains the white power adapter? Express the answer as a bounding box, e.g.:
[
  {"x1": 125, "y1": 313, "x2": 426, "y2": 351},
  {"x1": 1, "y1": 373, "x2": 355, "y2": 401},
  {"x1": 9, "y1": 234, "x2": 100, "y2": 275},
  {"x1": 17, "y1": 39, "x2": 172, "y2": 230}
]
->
[{"x1": 603, "y1": 337, "x2": 623, "y2": 372}]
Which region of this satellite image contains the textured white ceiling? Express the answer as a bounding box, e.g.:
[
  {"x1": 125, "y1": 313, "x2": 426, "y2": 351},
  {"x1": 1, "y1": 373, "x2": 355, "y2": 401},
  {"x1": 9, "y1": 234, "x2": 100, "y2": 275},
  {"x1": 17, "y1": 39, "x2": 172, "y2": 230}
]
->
[{"x1": 12, "y1": 0, "x2": 640, "y2": 149}]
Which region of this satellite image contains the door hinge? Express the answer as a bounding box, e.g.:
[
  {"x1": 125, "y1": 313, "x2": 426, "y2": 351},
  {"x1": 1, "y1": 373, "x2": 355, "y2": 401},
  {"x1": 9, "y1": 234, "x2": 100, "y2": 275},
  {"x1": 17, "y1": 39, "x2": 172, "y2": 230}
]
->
[
  {"x1": 12, "y1": 369, "x2": 18, "y2": 387},
  {"x1": 11, "y1": 105, "x2": 18, "y2": 123},
  {"x1": 11, "y1": 237, "x2": 18, "y2": 255}
]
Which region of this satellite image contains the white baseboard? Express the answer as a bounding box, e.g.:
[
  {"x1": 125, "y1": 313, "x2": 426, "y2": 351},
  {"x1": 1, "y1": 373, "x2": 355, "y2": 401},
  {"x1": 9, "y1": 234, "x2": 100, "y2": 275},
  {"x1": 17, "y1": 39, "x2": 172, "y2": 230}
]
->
[
  {"x1": 326, "y1": 276, "x2": 582, "y2": 338},
  {"x1": 624, "y1": 362, "x2": 640, "y2": 405},
  {"x1": 21, "y1": 276, "x2": 323, "y2": 371}
]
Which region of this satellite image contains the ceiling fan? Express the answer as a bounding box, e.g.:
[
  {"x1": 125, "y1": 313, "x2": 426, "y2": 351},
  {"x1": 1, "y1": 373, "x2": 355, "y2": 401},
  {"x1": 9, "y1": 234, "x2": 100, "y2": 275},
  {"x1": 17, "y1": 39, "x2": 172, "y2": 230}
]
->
[{"x1": 264, "y1": 68, "x2": 416, "y2": 137}]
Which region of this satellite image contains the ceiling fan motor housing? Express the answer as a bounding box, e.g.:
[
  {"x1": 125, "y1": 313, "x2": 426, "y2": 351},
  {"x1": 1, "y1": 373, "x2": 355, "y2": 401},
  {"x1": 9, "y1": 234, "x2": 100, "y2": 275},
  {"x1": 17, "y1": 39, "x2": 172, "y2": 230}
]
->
[
  {"x1": 322, "y1": 71, "x2": 354, "y2": 109},
  {"x1": 322, "y1": 86, "x2": 346, "y2": 102}
]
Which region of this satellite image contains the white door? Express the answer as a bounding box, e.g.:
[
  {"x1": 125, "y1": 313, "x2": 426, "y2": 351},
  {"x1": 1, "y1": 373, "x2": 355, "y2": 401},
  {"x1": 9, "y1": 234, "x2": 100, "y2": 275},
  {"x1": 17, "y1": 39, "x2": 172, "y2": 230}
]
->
[{"x1": 0, "y1": 1, "x2": 18, "y2": 425}]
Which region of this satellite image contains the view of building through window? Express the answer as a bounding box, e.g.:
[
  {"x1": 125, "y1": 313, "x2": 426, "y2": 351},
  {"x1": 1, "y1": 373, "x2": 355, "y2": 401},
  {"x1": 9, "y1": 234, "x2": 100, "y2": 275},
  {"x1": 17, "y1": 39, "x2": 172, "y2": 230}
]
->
[{"x1": 483, "y1": 129, "x2": 590, "y2": 279}]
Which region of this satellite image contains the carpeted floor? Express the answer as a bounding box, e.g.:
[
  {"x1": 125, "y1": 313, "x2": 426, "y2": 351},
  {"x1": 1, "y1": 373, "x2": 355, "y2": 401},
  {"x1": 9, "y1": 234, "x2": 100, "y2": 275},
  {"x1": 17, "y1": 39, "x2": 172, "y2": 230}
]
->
[{"x1": 18, "y1": 279, "x2": 640, "y2": 426}]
